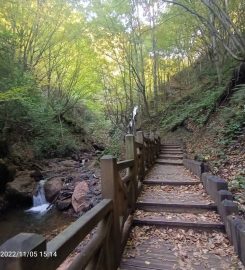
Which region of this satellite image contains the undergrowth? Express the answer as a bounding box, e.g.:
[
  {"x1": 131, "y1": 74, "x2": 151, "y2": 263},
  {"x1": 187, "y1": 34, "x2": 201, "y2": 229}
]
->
[
  {"x1": 159, "y1": 57, "x2": 239, "y2": 133},
  {"x1": 160, "y1": 86, "x2": 224, "y2": 131}
]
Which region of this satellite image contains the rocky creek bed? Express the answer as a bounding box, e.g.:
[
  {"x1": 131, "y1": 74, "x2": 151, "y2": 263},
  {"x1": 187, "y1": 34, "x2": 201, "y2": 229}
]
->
[{"x1": 0, "y1": 150, "x2": 103, "y2": 245}]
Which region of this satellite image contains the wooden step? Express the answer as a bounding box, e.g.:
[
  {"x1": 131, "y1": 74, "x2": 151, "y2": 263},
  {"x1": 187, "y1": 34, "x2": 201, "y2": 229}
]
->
[
  {"x1": 136, "y1": 200, "x2": 217, "y2": 212},
  {"x1": 161, "y1": 149, "x2": 183, "y2": 153},
  {"x1": 160, "y1": 152, "x2": 183, "y2": 156},
  {"x1": 161, "y1": 143, "x2": 182, "y2": 145},
  {"x1": 161, "y1": 147, "x2": 182, "y2": 151},
  {"x1": 161, "y1": 145, "x2": 182, "y2": 148},
  {"x1": 156, "y1": 159, "x2": 183, "y2": 166},
  {"x1": 160, "y1": 149, "x2": 183, "y2": 154},
  {"x1": 143, "y1": 180, "x2": 200, "y2": 186},
  {"x1": 133, "y1": 217, "x2": 225, "y2": 230},
  {"x1": 120, "y1": 228, "x2": 238, "y2": 270},
  {"x1": 159, "y1": 155, "x2": 183, "y2": 160},
  {"x1": 121, "y1": 259, "x2": 176, "y2": 270}
]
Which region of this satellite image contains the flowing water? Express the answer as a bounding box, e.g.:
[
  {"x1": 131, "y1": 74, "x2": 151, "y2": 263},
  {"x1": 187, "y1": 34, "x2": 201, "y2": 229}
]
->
[
  {"x1": 0, "y1": 207, "x2": 76, "y2": 245},
  {"x1": 128, "y1": 105, "x2": 138, "y2": 134},
  {"x1": 0, "y1": 180, "x2": 76, "y2": 245},
  {"x1": 26, "y1": 180, "x2": 50, "y2": 214}
]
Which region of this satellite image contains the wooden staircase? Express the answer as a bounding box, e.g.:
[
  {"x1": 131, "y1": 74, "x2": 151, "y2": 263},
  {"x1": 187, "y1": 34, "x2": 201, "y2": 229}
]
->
[
  {"x1": 156, "y1": 144, "x2": 184, "y2": 166},
  {"x1": 134, "y1": 144, "x2": 223, "y2": 230},
  {"x1": 120, "y1": 143, "x2": 239, "y2": 270}
]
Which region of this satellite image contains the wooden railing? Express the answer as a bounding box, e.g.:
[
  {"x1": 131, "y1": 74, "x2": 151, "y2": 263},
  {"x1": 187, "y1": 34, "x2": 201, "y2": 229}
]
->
[{"x1": 0, "y1": 131, "x2": 160, "y2": 270}]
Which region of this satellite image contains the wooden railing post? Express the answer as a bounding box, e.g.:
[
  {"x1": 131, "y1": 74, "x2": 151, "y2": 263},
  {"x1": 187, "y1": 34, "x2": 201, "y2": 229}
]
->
[
  {"x1": 144, "y1": 135, "x2": 149, "y2": 170},
  {"x1": 125, "y1": 134, "x2": 138, "y2": 208},
  {"x1": 136, "y1": 131, "x2": 145, "y2": 181},
  {"x1": 101, "y1": 155, "x2": 121, "y2": 269},
  {"x1": 0, "y1": 233, "x2": 46, "y2": 270},
  {"x1": 155, "y1": 131, "x2": 161, "y2": 156},
  {"x1": 150, "y1": 131, "x2": 155, "y2": 166},
  {"x1": 154, "y1": 133, "x2": 158, "y2": 159}
]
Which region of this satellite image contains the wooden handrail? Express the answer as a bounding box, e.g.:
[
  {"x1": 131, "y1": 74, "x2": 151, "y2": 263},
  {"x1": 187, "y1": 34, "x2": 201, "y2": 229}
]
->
[
  {"x1": 68, "y1": 213, "x2": 113, "y2": 270},
  {"x1": 0, "y1": 131, "x2": 161, "y2": 270},
  {"x1": 117, "y1": 159, "x2": 134, "y2": 171},
  {"x1": 46, "y1": 199, "x2": 113, "y2": 269},
  {"x1": 135, "y1": 141, "x2": 143, "y2": 148}
]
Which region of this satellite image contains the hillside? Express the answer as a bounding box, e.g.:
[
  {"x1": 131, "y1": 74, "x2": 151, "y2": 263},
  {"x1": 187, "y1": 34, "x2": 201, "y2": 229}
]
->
[{"x1": 155, "y1": 58, "x2": 245, "y2": 214}]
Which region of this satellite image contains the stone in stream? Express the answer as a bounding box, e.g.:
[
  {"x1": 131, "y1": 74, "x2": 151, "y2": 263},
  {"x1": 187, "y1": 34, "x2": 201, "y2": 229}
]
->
[
  {"x1": 44, "y1": 177, "x2": 63, "y2": 202},
  {"x1": 0, "y1": 159, "x2": 16, "y2": 192},
  {"x1": 30, "y1": 169, "x2": 43, "y2": 181},
  {"x1": 0, "y1": 194, "x2": 9, "y2": 214},
  {"x1": 6, "y1": 170, "x2": 35, "y2": 198},
  {"x1": 56, "y1": 198, "x2": 72, "y2": 211},
  {"x1": 59, "y1": 160, "x2": 80, "y2": 168},
  {"x1": 72, "y1": 181, "x2": 89, "y2": 213}
]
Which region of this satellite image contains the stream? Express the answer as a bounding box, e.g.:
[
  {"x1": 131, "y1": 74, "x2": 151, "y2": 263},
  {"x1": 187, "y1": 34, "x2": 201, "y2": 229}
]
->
[
  {"x1": 0, "y1": 206, "x2": 76, "y2": 245},
  {"x1": 0, "y1": 106, "x2": 137, "y2": 247},
  {"x1": 0, "y1": 155, "x2": 101, "y2": 246},
  {"x1": 0, "y1": 161, "x2": 85, "y2": 246},
  {"x1": 0, "y1": 176, "x2": 76, "y2": 245}
]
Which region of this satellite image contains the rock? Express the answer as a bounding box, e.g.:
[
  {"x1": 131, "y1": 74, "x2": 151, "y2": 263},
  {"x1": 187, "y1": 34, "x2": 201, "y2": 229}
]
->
[
  {"x1": 80, "y1": 173, "x2": 90, "y2": 180},
  {"x1": 56, "y1": 198, "x2": 71, "y2": 211},
  {"x1": 0, "y1": 194, "x2": 9, "y2": 214},
  {"x1": 30, "y1": 169, "x2": 43, "y2": 181},
  {"x1": 59, "y1": 160, "x2": 79, "y2": 168},
  {"x1": 0, "y1": 140, "x2": 9, "y2": 158},
  {"x1": 5, "y1": 188, "x2": 32, "y2": 207},
  {"x1": 0, "y1": 159, "x2": 16, "y2": 192},
  {"x1": 6, "y1": 170, "x2": 35, "y2": 198},
  {"x1": 72, "y1": 181, "x2": 89, "y2": 213},
  {"x1": 92, "y1": 143, "x2": 105, "y2": 151},
  {"x1": 71, "y1": 153, "x2": 80, "y2": 161},
  {"x1": 44, "y1": 177, "x2": 63, "y2": 202}
]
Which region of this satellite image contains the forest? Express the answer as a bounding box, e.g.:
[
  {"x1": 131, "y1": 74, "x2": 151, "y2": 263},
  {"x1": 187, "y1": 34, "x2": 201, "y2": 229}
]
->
[
  {"x1": 0, "y1": 0, "x2": 244, "y2": 159},
  {"x1": 0, "y1": 0, "x2": 245, "y2": 268}
]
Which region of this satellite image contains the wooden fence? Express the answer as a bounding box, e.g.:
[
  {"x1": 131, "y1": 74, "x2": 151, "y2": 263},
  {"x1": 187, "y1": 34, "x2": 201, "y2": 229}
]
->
[{"x1": 0, "y1": 131, "x2": 161, "y2": 270}]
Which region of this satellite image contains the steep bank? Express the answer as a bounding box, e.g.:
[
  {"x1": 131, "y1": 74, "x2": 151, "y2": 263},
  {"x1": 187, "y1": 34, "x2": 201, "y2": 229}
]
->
[{"x1": 156, "y1": 58, "x2": 245, "y2": 213}]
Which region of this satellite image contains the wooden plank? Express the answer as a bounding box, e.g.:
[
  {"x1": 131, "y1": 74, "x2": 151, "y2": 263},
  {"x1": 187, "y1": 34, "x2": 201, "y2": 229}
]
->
[
  {"x1": 121, "y1": 258, "x2": 174, "y2": 270},
  {"x1": 161, "y1": 148, "x2": 182, "y2": 150},
  {"x1": 122, "y1": 253, "x2": 177, "y2": 262},
  {"x1": 133, "y1": 218, "x2": 225, "y2": 230},
  {"x1": 46, "y1": 199, "x2": 113, "y2": 269},
  {"x1": 0, "y1": 233, "x2": 46, "y2": 270},
  {"x1": 117, "y1": 159, "x2": 134, "y2": 171},
  {"x1": 101, "y1": 155, "x2": 124, "y2": 268},
  {"x1": 158, "y1": 155, "x2": 183, "y2": 160},
  {"x1": 130, "y1": 246, "x2": 174, "y2": 256},
  {"x1": 160, "y1": 144, "x2": 181, "y2": 147},
  {"x1": 67, "y1": 218, "x2": 109, "y2": 270},
  {"x1": 136, "y1": 200, "x2": 217, "y2": 211},
  {"x1": 160, "y1": 152, "x2": 182, "y2": 154},
  {"x1": 122, "y1": 173, "x2": 133, "y2": 184},
  {"x1": 143, "y1": 180, "x2": 200, "y2": 186},
  {"x1": 156, "y1": 160, "x2": 183, "y2": 166},
  {"x1": 135, "y1": 141, "x2": 143, "y2": 148},
  {"x1": 121, "y1": 215, "x2": 133, "y2": 251},
  {"x1": 120, "y1": 264, "x2": 161, "y2": 270}
]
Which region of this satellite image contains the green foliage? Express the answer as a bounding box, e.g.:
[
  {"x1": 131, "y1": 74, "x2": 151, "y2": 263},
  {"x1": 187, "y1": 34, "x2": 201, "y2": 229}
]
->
[
  {"x1": 103, "y1": 128, "x2": 124, "y2": 158},
  {"x1": 86, "y1": 111, "x2": 111, "y2": 143},
  {"x1": 160, "y1": 85, "x2": 223, "y2": 131},
  {"x1": 0, "y1": 84, "x2": 79, "y2": 158},
  {"x1": 229, "y1": 175, "x2": 245, "y2": 192},
  {"x1": 231, "y1": 84, "x2": 245, "y2": 106},
  {"x1": 217, "y1": 84, "x2": 245, "y2": 145},
  {"x1": 33, "y1": 132, "x2": 77, "y2": 158},
  {"x1": 0, "y1": 0, "x2": 105, "y2": 160}
]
